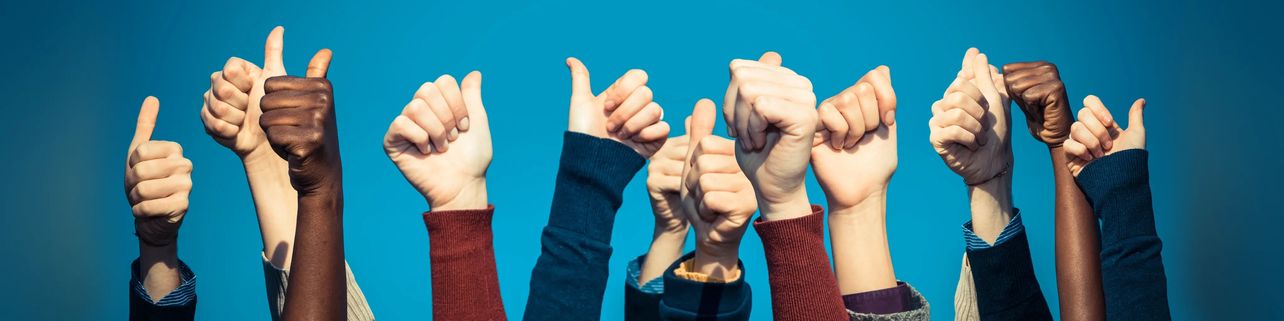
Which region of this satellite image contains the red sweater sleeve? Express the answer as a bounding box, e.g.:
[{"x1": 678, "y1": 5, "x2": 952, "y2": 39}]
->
[
  {"x1": 752, "y1": 205, "x2": 848, "y2": 321},
  {"x1": 424, "y1": 205, "x2": 508, "y2": 320}
]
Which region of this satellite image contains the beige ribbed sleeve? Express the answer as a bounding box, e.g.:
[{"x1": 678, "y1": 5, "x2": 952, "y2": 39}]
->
[
  {"x1": 262, "y1": 253, "x2": 376, "y2": 321},
  {"x1": 954, "y1": 254, "x2": 980, "y2": 321}
]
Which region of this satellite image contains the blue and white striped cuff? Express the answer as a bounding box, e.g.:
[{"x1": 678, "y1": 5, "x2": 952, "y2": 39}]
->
[
  {"x1": 131, "y1": 259, "x2": 197, "y2": 307},
  {"x1": 626, "y1": 255, "x2": 665, "y2": 294},
  {"x1": 963, "y1": 209, "x2": 1024, "y2": 251}
]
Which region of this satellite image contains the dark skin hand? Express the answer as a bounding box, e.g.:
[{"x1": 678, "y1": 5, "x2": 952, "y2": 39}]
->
[
  {"x1": 261, "y1": 49, "x2": 346, "y2": 321},
  {"x1": 1004, "y1": 61, "x2": 1105, "y2": 321}
]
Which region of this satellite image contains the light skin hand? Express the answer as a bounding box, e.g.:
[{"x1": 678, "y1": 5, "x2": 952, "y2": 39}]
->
[
  {"x1": 565, "y1": 57, "x2": 670, "y2": 158},
  {"x1": 1064, "y1": 96, "x2": 1146, "y2": 176},
  {"x1": 812, "y1": 67, "x2": 899, "y2": 293},
  {"x1": 724, "y1": 52, "x2": 816, "y2": 221},
  {"x1": 639, "y1": 132, "x2": 690, "y2": 284},
  {"x1": 385, "y1": 71, "x2": 490, "y2": 211},
  {"x1": 126, "y1": 97, "x2": 192, "y2": 301},
  {"x1": 682, "y1": 99, "x2": 757, "y2": 279}
]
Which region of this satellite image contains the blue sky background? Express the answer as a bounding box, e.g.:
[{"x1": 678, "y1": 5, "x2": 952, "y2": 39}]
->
[{"x1": 1, "y1": 0, "x2": 1280, "y2": 319}]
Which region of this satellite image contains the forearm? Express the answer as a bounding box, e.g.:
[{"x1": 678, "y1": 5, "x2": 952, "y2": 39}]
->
[
  {"x1": 639, "y1": 226, "x2": 686, "y2": 285},
  {"x1": 282, "y1": 192, "x2": 346, "y2": 321},
  {"x1": 829, "y1": 192, "x2": 897, "y2": 295},
  {"x1": 1049, "y1": 146, "x2": 1106, "y2": 321},
  {"x1": 241, "y1": 148, "x2": 298, "y2": 268},
  {"x1": 967, "y1": 173, "x2": 1013, "y2": 244},
  {"x1": 138, "y1": 242, "x2": 181, "y2": 302},
  {"x1": 692, "y1": 241, "x2": 740, "y2": 280}
]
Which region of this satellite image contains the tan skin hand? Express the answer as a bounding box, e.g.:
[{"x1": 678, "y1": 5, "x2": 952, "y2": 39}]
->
[
  {"x1": 930, "y1": 48, "x2": 1012, "y2": 186},
  {"x1": 646, "y1": 134, "x2": 691, "y2": 234},
  {"x1": 682, "y1": 99, "x2": 758, "y2": 278},
  {"x1": 565, "y1": 57, "x2": 669, "y2": 158},
  {"x1": 125, "y1": 96, "x2": 192, "y2": 301},
  {"x1": 385, "y1": 71, "x2": 491, "y2": 211},
  {"x1": 1065, "y1": 96, "x2": 1146, "y2": 176},
  {"x1": 812, "y1": 66, "x2": 898, "y2": 211}
]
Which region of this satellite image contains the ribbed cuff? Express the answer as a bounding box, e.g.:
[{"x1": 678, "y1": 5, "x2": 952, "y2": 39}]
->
[
  {"x1": 548, "y1": 131, "x2": 646, "y2": 243},
  {"x1": 1076, "y1": 149, "x2": 1158, "y2": 239},
  {"x1": 660, "y1": 251, "x2": 752, "y2": 316},
  {"x1": 843, "y1": 282, "x2": 910, "y2": 314},
  {"x1": 424, "y1": 205, "x2": 497, "y2": 260}
]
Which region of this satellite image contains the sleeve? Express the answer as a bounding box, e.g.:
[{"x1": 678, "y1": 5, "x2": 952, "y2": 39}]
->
[
  {"x1": 656, "y1": 252, "x2": 752, "y2": 321},
  {"x1": 751, "y1": 206, "x2": 849, "y2": 321},
  {"x1": 424, "y1": 205, "x2": 508, "y2": 321},
  {"x1": 953, "y1": 254, "x2": 980, "y2": 321},
  {"x1": 963, "y1": 210, "x2": 1054, "y2": 321},
  {"x1": 1076, "y1": 149, "x2": 1171, "y2": 321},
  {"x1": 522, "y1": 131, "x2": 646, "y2": 321},
  {"x1": 129, "y1": 259, "x2": 197, "y2": 321},
  {"x1": 846, "y1": 282, "x2": 931, "y2": 321},
  {"x1": 625, "y1": 255, "x2": 665, "y2": 321},
  {"x1": 261, "y1": 255, "x2": 376, "y2": 321}
]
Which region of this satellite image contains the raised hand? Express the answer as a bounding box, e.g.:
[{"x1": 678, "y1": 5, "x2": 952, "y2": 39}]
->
[
  {"x1": 930, "y1": 48, "x2": 1012, "y2": 186},
  {"x1": 385, "y1": 71, "x2": 490, "y2": 211},
  {"x1": 1065, "y1": 96, "x2": 1146, "y2": 176},
  {"x1": 812, "y1": 66, "x2": 898, "y2": 211},
  {"x1": 260, "y1": 50, "x2": 339, "y2": 194},
  {"x1": 565, "y1": 57, "x2": 670, "y2": 157},
  {"x1": 126, "y1": 97, "x2": 193, "y2": 248},
  {"x1": 681, "y1": 99, "x2": 757, "y2": 278},
  {"x1": 1004, "y1": 61, "x2": 1074, "y2": 146},
  {"x1": 724, "y1": 52, "x2": 816, "y2": 220},
  {"x1": 646, "y1": 132, "x2": 690, "y2": 234}
]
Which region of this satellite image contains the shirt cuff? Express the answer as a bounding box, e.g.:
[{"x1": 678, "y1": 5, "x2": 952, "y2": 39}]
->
[
  {"x1": 131, "y1": 258, "x2": 197, "y2": 307},
  {"x1": 627, "y1": 255, "x2": 665, "y2": 294},
  {"x1": 962, "y1": 209, "x2": 1024, "y2": 251},
  {"x1": 843, "y1": 281, "x2": 910, "y2": 314},
  {"x1": 673, "y1": 257, "x2": 742, "y2": 283}
]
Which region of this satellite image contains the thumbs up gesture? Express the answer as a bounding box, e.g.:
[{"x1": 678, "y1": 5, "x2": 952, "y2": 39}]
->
[
  {"x1": 681, "y1": 99, "x2": 757, "y2": 278},
  {"x1": 565, "y1": 58, "x2": 670, "y2": 157},
  {"x1": 811, "y1": 66, "x2": 898, "y2": 213},
  {"x1": 125, "y1": 97, "x2": 193, "y2": 247},
  {"x1": 724, "y1": 52, "x2": 817, "y2": 220},
  {"x1": 1064, "y1": 96, "x2": 1146, "y2": 176},
  {"x1": 930, "y1": 48, "x2": 1013, "y2": 185},
  {"x1": 259, "y1": 45, "x2": 339, "y2": 195},
  {"x1": 385, "y1": 71, "x2": 491, "y2": 211}
]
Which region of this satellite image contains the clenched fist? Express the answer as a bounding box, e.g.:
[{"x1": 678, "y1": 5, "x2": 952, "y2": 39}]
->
[
  {"x1": 682, "y1": 99, "x2": 757, "y2": 277},
  {"x1": 1004, "y1": 61, "x2": 1073, "y2": 146},
  {"x1": 125, "y1": 97, "x2": 193, "y2": 247},
  {"x1": 565, "y1": 57, "x2": 670, "y2": 157},
  {"x1": 812, "y1": 66, "x2": 898, "y2": 211},
  {"x1": 930, "y1": 48, "x2": 1012, "y2": 185},
  {"x1": 725, "y1": 52, "x2": 816, "y2": 220},
  {"x1": 1064, "y1": 96, "x2": 1146, "y2": 175},
  {"x1": 646, "y1": 133, "x2": 690, "y2": 234},
  {"x1": 260, "y1": 49, "x2": 339, "y2": 195},
  {"x1": 385, "y1": 71, "x2": 490, "y2": 211}
]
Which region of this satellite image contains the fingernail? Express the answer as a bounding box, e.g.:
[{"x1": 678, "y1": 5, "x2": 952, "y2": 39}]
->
[{"x1": 459, "y1": 117, "x2": 470, "y2": 131}]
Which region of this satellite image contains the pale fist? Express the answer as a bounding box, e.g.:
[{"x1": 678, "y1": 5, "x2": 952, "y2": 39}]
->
[
  {"x1": 646, "y1": 134, "x2": 690, "y2": 233},
  {"x1": 125, "y1": 97, "x2": 192, "y2": 247},
  {"x1": 725, "y1": 52, "x2": 816, "y2": 218},
  {"x1": 565, "y1": 57, "x2": 670, "y2": 157},
  {"x1": 812, "y1": 66, "x2": 898, "y2": 211},
  {"x1": 1003, "y1": 61, "x2": 1073, "y2": 146},
  {"x1": 682, "y1": 100, "x2": 757, "y2": 258},
  {"x1": 930, "y1": 48, "x2": 1012, "y2": 185},
  {"x1": 260, "y1": 50, "x2": 339, "y2": 194},
  {"x1": 1064, "y1": 96, "x2": 1146, "y2": 176},
  {"x1": 385, "y1": 72, "x2": 491, "y2": 211},
  {"x1": 202, "y1": 57, "x2": 263, "y2": 156}
]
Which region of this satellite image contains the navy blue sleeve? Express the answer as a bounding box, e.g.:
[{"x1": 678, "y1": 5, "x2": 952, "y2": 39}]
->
[
  {"x1": 657, "y1": 252, "x2": 752, "y2": 321},
  {"x1": 129, "y1": 259, "x2": 197, "y2": 321},
  {"x1": 1077, "y1": 149, "x2": 1171, "y2": 321},
  {"x1": 965, "y1": 221, "x2": 1053, "y2": 321},
  {"x1": 522, "y1": 132, "x2": 646, "y2": 321},
  {"x1": 625, "y1": 255, "x2": 665, "y2": 321}
]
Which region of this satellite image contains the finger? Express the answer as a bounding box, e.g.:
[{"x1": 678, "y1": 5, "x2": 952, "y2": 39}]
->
[
  {"x1": 607, "y1": 86, "x2": 653, "y2": 133},
  {"x1": 856, "y1": 83, "x2": 880, "y2": 134},
  {"x1": 404, "y1": 98, "x2": 448, "y2": 153},
  {"x1": 132, "y1": 194, "x2": 189, "y2": 219},
  {"x1": 415, "y1": 82, "x2": 458, "y2": 141},
  {"x1": 862, "y1": 66, "x2": 897, "y2": 126},
  {"x1": 222, "y1": 57, "x2": 259, "y2": 92},
  {"x1": 388, "y1": 115, "x2": 432, "y2": 154},
  {"x1": 130, "y1": 96, "x2": 160, "y2": 154},
  {"x1": 566, "y1": 57, "x2": 593, "y2": 101},
  {"x1": 435, "y1": 74, "x2": 469, "y2": 131},
  {"x1": 461, "y1": 71, "x2": 488, "y2": 125},
  {"x1": 1077, "y1": 107, "x2": 1113, "y2": 151},
  {"x1": 729, "y1": 67, "x2": 813, "y2": 89},
  {"x1": 942, "y1": 92, "x2": 986, "y2": 122},
  {"x1": 635, "y1": 120, "x2": 671, "y2": 143},
  {"x1": 834, "y1": 91, "x2": 865, "y2": 147},
  {"x1": 306, "y1": 49, "x2": 332, "y2": 78},
  {"x1": 127, "y1": 157, "x2": 193, "y2": 190},
  {"x1": 936, "y1": 108, "x2": 983, "y2": 139},
  {"x1": 130, "y1": 141, "x2": 183, "y2": 168},
  {"x1": 758, "y1": 51, "x2": 782, "y2": 66},
  {"x1": 695, "y1": 155, "x2": 741, "y2": 175},
  {"x1": 263, "y1": 26, "x2": 285, "y2": 72},
  {"x1": 1062, "y1": 137, "x2": 1091, "y2": 163},
  {"x1": 1128, "y1": 98, "x2": 1146, "y2": 130},
  {"x1": 1070, "y1": 121, "x2": 1103, "y2": 158},
  {"x1": 961, "y1": 48, "x2": 979, "y2": 80},
  {"x1": 747, "y1": 106, "x2": 768, "y2": 150},
  {"x1": 130, "y1": 174, "x2": 192, "y2": 202},
  {"x1": 620, "y1": 102, "x2": 663, "y2": 138},
  {"x1": 201, "y1": 102, "x2": 239, "y2": 138},
  {"x1": 817, "y1": 101, "x2": 847, "y2": 149},
  {"x1": 1083, "y1": 95, "x2": 1116, "y2": 128},
  {"x1": 972, "y1": 53, "x2": 1002, "y2": 105},
  {"x1": 701, "y1": 191, "x2": 746, "y2": 218},
  {"x1": 931, "y1": 125, "x2": 979, "y2": 151},
  {"x1": 603, "y1": 69, "x2": 649, "y2": 109},
  {"x1": 737, "y1": 83, "x2": 816, "y2": 105},
  {"x1": 264, "y1": 76, "x2": 332, "y2": 94},
  {"x1": 211, "y1": 72, "x2": 249, "y2": 110},
  {"x1": 945, "y1": 76, "x2": 984, "y2": 102},
  {"x1": 207, "y1": 94, "x2": 247, "y2": 125}
]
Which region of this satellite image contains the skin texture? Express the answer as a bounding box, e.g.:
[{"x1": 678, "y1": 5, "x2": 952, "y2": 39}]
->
[
  {"x1": 681, "y1": 99, "x2": 758, "y2": 278},
  {"x1": 813, "y1": 67, "x2": 899, "y2": 294},
  {"x1": 200, "y1": 26, "x2": 299, "y2": 269},
  {"x1": 259, "y1": 48, "x2": 346, "y2": 321},
  {"x1": 641, "y1": 132, "x2": 690, "y2": 284},
  {"x1": 565, "y1": 57, "x2": 670, "y2": 158},
  {"x1": 125, "y1": 97, "x2": 193, "y2": 301},
  {"x1": 724, "y1": 52, "x2": 817, "y2": 221},
  {"x1": 1064, "y1": 96, "x2": 1147, "y2": 175},
  {"x1": 1005, "y1": 61, "x2": 1106, "y2": 321},
  {"x1": 384, "y1": 71, "x2": 490, "y2": 211},
  {"x1": 929, "y1": 48, "x2": 1013, "y2": 243}
]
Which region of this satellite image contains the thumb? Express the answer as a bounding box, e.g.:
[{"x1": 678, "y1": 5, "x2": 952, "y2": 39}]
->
[
  {"x1": 263, "y1": 26, "x2": 285, "y2": 72},
  {"x1": 1128, "y1": 98, "x2": 1146, "y2": 130},
  {"x1": 306, "y1": 49, "x2": 332, "y2": 78},
  {"x1": 566, "y1": 57, "x2": 592, "y2": 100},
  {"x1": 971, "y1": 53, "x2": 1001, "y2": 104},
  {"x1": 687, "y1": 99, "x2": 717, "y2": 155},
  {"x1": 130, "y1": 96, "x2": 160, "y2": 153},
  {"x1": 461, "y1": 71, "x2": 488, "y2": 123},
  {"x1": 758, "y1": 51, "x2": 782, "y2": 66}
]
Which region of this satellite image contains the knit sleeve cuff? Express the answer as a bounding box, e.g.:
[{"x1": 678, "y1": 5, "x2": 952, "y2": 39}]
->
[
  {"x1": 752, "y1": 205, "x2": 826, "y2": 244},
  {"x1": 1076, "y1": 149, "x2": 1150, "y2": 215},
  {"x1": 424, "y1": 205, "x2": 496, "y2": 261},
  {"x1": 547, "y1": 131, "x2": 646, "y2": 243}
]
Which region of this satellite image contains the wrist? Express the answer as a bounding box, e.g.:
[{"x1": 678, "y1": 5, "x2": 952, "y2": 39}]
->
[
  {"x1": 430, "y1": 178, "x2": 488, "y2": 211},
  {"x1": 760, "y1": 187, "x2": 812, "y2": 222},
  {"x1": 653, "y1": 222, "x2": 689, "y2": 241},
  {"x1": 829, "y1": 191, "x2": 887, "y2": 232},
  {"x1": 828, "y1": 189, "x2": 887, "y2": 220},
  {"x1": 967, "y1": 171, "x2": 1013, "y2": 244},
  {"x1": 239, "y1": 144, "x2": 283, "y2": 169},
  {"x1": 693, "y1": 243, "x2": 741, "y2": 279}
]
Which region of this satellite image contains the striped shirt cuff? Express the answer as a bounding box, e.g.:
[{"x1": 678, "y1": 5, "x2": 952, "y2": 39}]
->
[
  {"x1": 626, "y1": 255, "x2": 665, "y2": 294},
  {"x1": 962, "y1": 209, "x2": 1024, "y2": 251},
  {"x1": 131, "y1": 259, "x2": 197, "y2": 307}
]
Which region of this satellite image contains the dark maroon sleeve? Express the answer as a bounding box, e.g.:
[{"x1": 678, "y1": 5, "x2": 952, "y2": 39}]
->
[
  {"x1": 752, "y1": 205, "x2": 849, "y2": 321},
  {"x1": 424, "y1": 205, "x2": 508, "y2": 320}
]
